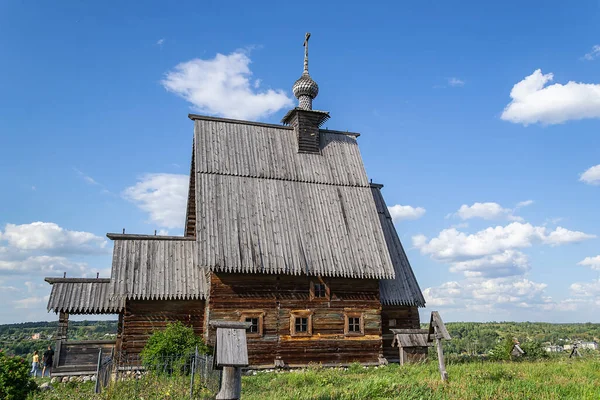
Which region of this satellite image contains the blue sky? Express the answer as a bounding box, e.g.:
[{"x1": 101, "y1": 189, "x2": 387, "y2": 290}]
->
[{"x1": 1, "y1": 0, "x2": 599, "y2": 324}]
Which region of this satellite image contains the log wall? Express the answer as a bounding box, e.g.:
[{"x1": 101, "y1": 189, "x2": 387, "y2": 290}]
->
[
  {"x1": 380, "y1": 305, "x2": 422, "y2": 363},
  {"x1": 120, "y1": 299, "x2": 206, "y2": 356},
  {"x1": 207, "y1": 273, "x2": 385, "y2": 367}
]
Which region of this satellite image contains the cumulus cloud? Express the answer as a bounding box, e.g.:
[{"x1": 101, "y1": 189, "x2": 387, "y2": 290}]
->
[
  {"x1": 455, "y1": 202, "x2": 522, "y2": 221},
  {"x1": 388, "y1": 204, "x2": 426, "y2": 222},
  {"x1": 123, "y1": 173, "x2": 188, "y2": 229},
  {"x1": 449, "y1": 250, "x2": 530, "y2": 278},
  {"x1": 161, "y1": 51, "x2": 293, "y2": 120},
  {"x1": 424, "y1": 277, "x2": 553, "y2": 311},
  {"x1": 0, "y1": 222, "x2": 107, "y2": 254},
  {"x1": 580, "y1": 164, "x2": 600, "y2": 185},
  {"x1": 578, "y1": 255, "x2": 600, "y2": 271},
  {"x1": 570, "y1": 280, "x2": 600, "y2": 298},
  {"x1": 501, "y1": 69, "x2": 600, "y2": 125},
  {"x1": 582, "y1": 45, "x2": 600, "y2": 61},
  {"x1": 413, "y1": 222, "x2": 595, "y2": 263}
]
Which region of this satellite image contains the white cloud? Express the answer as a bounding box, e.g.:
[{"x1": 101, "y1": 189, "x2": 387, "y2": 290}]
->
[
  {"x1": 578, "y1": 255, "x2": 600, "y2": 271},
  {"x1": 582, "y1": 45, "x2": 600, "y2": 61},
  {"x1": 516, "y1": 200, "x2": 534, "y2": 208},
  {"x1": 388, "y1": 204, "x2": 426, "y2": 222},
  {"x1": 0, "y1": 255, "x2": 89, "y2": 275},
  {"x1": 0, "y1": 222, "x2": 107, "y2": 254},
  {"x1": 123, "y1": 173, "x2": 188, "y2": 229},
  {"x1": 448, "y1": 77, "x2": 465, "y2": 87},
  {"x1": 501, "y1": 69, "x2": 600, "y2": 125},
  {"x1": 580, "y1": 164, "x2": 600, "y2": 185},
  {"x1": 423, "y1": 281, "x2": 462, "y2": 306},
  {"x1": 13, "y1": 295, "x2": 49, "y2": 310},
  {"x1": 156, "y1": 38, "x2": 165, "y2": 46},
  {"x1": 455, "y1": 202, "x2": 522, "y2": 221},
  {"x1": 413, "y1": 222, "x2": 595, "y2": 262},
  {"x1": 570, "y1": 280, "x2": 600, "y2": 301},
  {"x1": 543, "y1": 227, "x2": 596, "y2": 246},
  {"x1": 161, "y1": 51, "x2": 293, "y2": 120},
  {"x1": 424, "y1": 277, "x2": 552, "y2": 311},
  {"x1": 449, "y1": 250, "x2": 530, "y2": 278}
]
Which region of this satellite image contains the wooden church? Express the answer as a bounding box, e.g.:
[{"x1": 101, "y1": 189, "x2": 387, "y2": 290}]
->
[{"x1": 45, "y1": 34, "x2": 425, "y2": 369}]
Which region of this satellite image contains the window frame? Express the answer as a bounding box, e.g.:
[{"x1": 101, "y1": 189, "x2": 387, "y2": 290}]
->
[
  {"x1": 240, "y1": 310, "x2": 265, "y2": 338},
  {"x1": 309, "y1": 280, "x2": 330, "y2": 301},
  {"x1": 344, "y1": 312, "x2": 365, "y2": 336},
  {"x1": 290, "y1": 310, "x2": 313, "y2": 337}
]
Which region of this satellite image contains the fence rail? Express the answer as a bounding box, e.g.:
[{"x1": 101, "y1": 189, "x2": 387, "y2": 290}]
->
[{"x1": 95, "y1": 348, "x2": 221, "y2": 398}]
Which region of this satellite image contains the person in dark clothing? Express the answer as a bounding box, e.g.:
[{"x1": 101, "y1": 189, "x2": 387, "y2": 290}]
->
[{"x1": 42, "y1": 346, "x2": 54, "y2": 377}]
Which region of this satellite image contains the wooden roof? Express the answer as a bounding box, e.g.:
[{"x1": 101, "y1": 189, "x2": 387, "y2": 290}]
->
[
  {"x1": 372, "y1": 184, "x2": 426, "y2": 306},
  {"x1": 45, "y1": 278, "x2": 124, "y2": 314},
  {"x1": 191, "y1": 115, "x2": 397, "y2": 279},
  {"x1": 108, "y1": 238, "x2": 209, "y2": 301}
]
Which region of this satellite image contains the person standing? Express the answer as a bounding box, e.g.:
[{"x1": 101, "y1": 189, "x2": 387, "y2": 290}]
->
[
  {"x1": 30, "y1": 350, "x2": 40, "y2": 377},
  {"x1": 42, "y1": 346, "x2": 54, "y2": 378}
]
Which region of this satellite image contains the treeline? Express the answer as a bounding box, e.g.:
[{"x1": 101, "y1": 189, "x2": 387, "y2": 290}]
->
[
  {"x1": 0, "y1": 320, "x2": 118, "y2": 357},
  {"x1": 435, "y1": 322, "x2": 600, "y2": 355}
]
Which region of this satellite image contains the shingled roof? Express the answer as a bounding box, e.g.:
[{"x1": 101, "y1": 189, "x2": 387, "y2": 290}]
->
[
  {"x1": 189, "y1": 114, "x2": 396, "y2": 280},
  {"x1": 45, "y1": 278, "x2": 124, "y2": 314},
  {"x1": 372, "y1": 184, "x2": 426, "y2": 307}
]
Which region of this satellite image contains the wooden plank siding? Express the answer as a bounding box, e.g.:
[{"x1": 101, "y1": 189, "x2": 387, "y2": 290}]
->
[
  {"x1": 120, "y1": 299, "x2": 205, "y2": 356},
  {"x1": 207, "y1": 272, "x2": 384, "y2": 367},
  {"x1": 381, "y1": 305, "x2": 422, "y2": 363}
]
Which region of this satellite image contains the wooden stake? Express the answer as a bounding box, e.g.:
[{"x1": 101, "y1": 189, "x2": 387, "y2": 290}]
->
[{"x1": 435, "y1": 334, "x2": 448, "y2": 382}]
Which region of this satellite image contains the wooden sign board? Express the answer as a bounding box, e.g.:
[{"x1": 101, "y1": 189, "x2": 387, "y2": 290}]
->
[{"x1": 210, "y1": 320, "x2": 251, "y2": 368}]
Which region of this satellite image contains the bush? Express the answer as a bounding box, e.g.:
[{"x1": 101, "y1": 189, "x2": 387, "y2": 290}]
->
[
  {"x1": 140, "y1": 322, "x2": 210, "y2": 372},
  {"x1": 0, "y1": 350, "x2": 37, "y2": 400},
  {"x1": 488, "y1": 336, "x2": 514, "y2": 361},
  {"x1": 520, "y1": 340, "x2": 548, "y2": 360}
]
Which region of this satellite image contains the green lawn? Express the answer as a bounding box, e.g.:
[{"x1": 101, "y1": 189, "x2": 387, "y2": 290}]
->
[{"x1": 30, "y1": 358, "x2": 600, "y2": 400}]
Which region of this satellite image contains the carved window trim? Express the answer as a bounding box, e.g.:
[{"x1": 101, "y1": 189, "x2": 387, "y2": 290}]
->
[
  {"x1": 309, "y1": 279, "x2": 330, "y2": 301},
  {"x1": 240, "y1": 310, "x2": 265, "y2": 338},
  {"x1": 290, "y1": 310, "x2": 313, "y2": 337},
  {"x1": 344, "y1": 311, "x2": 365, "y2": 336}
]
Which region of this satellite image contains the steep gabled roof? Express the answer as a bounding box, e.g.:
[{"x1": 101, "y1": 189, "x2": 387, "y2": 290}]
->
[
  {"x1": 190, "y1": 114, "x2": 396, "y2": 279},
  {"x1": 372, "y1": 184, "x2": 426, "y2": 307}
]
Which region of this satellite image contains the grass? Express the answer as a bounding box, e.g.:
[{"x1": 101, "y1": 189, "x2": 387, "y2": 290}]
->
[
  {"x1": 30, "y1": 358, "x2": 600, "y2": 400},
  {"x1": 242, "y1": 358, "x2": 600, "y2": 400}
]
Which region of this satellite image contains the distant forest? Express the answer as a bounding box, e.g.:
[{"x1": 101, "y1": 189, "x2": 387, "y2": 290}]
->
[
  {"x1": 1, "y1": 320, "x2": 598, "y2": 358},
  {"x1": 0, "y1": 320, "x2": 117, "y2": 357}
]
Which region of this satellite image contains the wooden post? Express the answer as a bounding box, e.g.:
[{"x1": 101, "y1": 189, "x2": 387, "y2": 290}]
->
[
  {"x1": 210, "y1": 320, "x2": 251, "y2": 400},
  {"x1": 435, "y1": 334, "x2": 448, "y2": 382},
  {"x1": 94, "y1": 348, "x2": 103, "y2": 394},
  {"x1": 190, "y1": 346, "x2": 198, "y2": 399},
  {"x1": 428, "y1": 311, "x2": 451, "y2": 383}
]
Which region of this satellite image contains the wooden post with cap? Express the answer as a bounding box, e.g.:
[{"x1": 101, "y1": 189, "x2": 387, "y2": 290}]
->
[
  {"x1": 210, "y1": 320, "x2": 251, "y2": 400},
  {"x1": 428, "y1": 311, "x2": 451, "y2": 382}
]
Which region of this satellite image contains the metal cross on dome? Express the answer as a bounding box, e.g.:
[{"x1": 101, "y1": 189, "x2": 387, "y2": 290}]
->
[{"x1": 303, "y1": 32, "x2": 311, "y2": 74}]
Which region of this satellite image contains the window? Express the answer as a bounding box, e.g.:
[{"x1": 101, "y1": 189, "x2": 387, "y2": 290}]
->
[
  {"x1": 290, "y1": 310, "x2": 313, "y2": 336},
  {"x1": 240, "y1": 311, "x2": 264, "y2": 337},
  {"x1": 389, "y1": 319, "x2": 397, "y2": 327},
  {"x1": 348, "y1": 317, "x2": 361, "y2": 333},
  {"x1": 344, "y1": 312, "x2": 364, "y2": 336},
  {"x1": 310, "y1": 280, "x2": 329, "y2": 300},
  {"x1": 314, "y1": 283, "x2": 326, "y2": 298},
  {"x1": 246, "y1": 317, "x2": 259, "y2": 334},
  {"x1": 295, "y1": 317, "x2": 308, "y2": 333}
]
